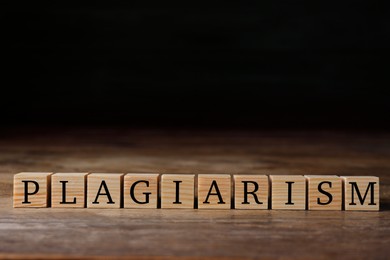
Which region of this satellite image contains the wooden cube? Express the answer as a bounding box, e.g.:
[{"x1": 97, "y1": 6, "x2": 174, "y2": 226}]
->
[
  {"x1": 87, "y1": 173, "x2": 124, "y2": 208},
  {"x1": 51, "y1": 173, "x2": 89, "y2": 208},
  {"x1": 305, "y1": 175, "x2": 342, "y2": 210},
  {"x1": 234, "y1": 175, "x2": 269, "y2": 209},
  {"x1": 124, "y1": 173, "x2": 159, "y2": 208},
  {"x1": 13, "y1": 172, "x2": 53, "y2": 208},
  {"x1": 198, "y1": 174, "x2": 231, "y2": 209},
  {"x1": 342, "y1": 176, "x2": 379, "y2": 211},
  {"x1": 161, "y1": 174, "x2": 195, "y2": 209},
  {"x1": 270, "y1": 175, "x2": 306, "y2": 210}
]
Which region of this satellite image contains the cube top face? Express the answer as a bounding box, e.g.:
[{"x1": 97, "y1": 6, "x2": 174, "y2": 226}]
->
[
  {"x1": 161, "y1": 174, "x2": 195, "y2": 209},
  {"x1": 89, "y1": 173, "x2": 124, "y2": 178},
  {"x1": 198, "y1": 174, "x2": 229, "y2": 178},
  {"x1": 15, "y1": 172, "x2": 53, "y2": 177},
  {"x1": 305, "y1": 175, "x2": 342, "y2": 210},
  {"x1": 234, "y1": 175, "x2": 269, "y2": 209},
  {"x1": 270, "y1": 175, "x2": 306, "y2": 210},
  {"x1": 13, "y1": 172, "x2": 53, "y2": 208},
  {"x1": 305, "y1": 175, "x2": 338, "y2": 178},
  {"x1": 342, "y1": 176, "x2": 378, "y2": 180},
  {"x1": 51, "y1": 173, "x2": 88, "y2": 208},
  {"x1": 161, "y1": 173, "x2": 195, "y2": 178},
  {"x1": 342, "y1": 176, "x2": 379, "y2": 211},
  {"x1": 125, "y1": 173, "x2": 159, "y2": 178},
  {"x1": 87, "y1": 173, "x2": 124, "y2": 209},
  {"x1": 53, "y1": 173, "x2": 89, "y2": 177},
  {"x1": 198, "y1": 174, "x2": 231, "y2": 209},
  {"x1": 123, "y1": 173, "x2": 159, "y2": 208},
  {"x1": 270, "y1": 175, "x2": 302, "y2": 181}
]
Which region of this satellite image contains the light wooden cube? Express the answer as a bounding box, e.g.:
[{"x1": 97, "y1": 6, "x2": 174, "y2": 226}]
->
[
  {"x1": 305, "y1": 175, "x2": 342, "y2": 210},
  {"x1": 87, "y1": 173, "x2": 124, "y2": 208},
  {"x1": 270, "y1": 175, "x2": 306, "y2": 210},
  {"x1": 234, "y1": 175, "x2": 269, "y2": 209},
  {"x1": 13, "y1": 172, "x2": 53, "y2": 208},
  {"x1": 198, "y1": 174, "x2": 231, "y2": 209},
  {"x1": 342, "y1": 176, "x2": 379, "y2": 211},
  {"x1": 124, "y1": 173, "x2": 159, "y2": 208},
  {"x1": 51, "y1": 173, "x2": 89, "y2": 208},
  {"x1": 161, "y1": 174, "x2": 195, "y2": 209}
]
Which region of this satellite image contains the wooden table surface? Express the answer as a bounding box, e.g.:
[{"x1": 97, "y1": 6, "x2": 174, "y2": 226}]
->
[{"x1": 0, "y1": 127, "x2": 389, "y2": 259}]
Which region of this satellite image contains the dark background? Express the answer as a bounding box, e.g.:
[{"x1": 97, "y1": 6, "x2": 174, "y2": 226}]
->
[{"x1": 2, "y1": 2, "x2": 389, "y2": 129}]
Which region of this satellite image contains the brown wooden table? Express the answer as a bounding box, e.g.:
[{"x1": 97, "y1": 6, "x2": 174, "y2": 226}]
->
[{"x1": 0, "y1": 127, "x2": 389, "y2": 259}]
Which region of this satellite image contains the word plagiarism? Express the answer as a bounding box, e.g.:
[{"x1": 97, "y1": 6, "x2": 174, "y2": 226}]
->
[{"x1": 13, "y1": 173, "x2": 379, "y2": 211}]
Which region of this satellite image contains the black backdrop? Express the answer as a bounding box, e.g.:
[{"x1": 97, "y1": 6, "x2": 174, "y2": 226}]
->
[{"x1": 2, "y1": 2, "x2": 389, "y2": 129}]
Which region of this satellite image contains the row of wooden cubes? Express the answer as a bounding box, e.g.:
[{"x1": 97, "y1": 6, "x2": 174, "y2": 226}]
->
[{"x1": 13, "y1": 173, "x2": 379, "y2": 210}]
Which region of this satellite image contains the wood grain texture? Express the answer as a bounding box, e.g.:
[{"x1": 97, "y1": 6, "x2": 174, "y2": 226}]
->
[
  {"x1": 161, "y1": 174, "x2": 195, "y2": 209},
  {"x1": 87, "y1": 173, "x2": 124, "y2": 208},
  {"x1": 124, "y1": 173, "x2": 159, "y2": 208},
  {"x1": 13, "y1": 172, "x2": 53, "y2": 208},
  {"x1": 1, "y1": 128, "x2": 390, "y2": 259},
  {"x1": 342, "y1": 176, "x2": 380, "y2": 211},
  {"x1": 270, "y1": 175, "x2": 306, "y2": 210},
  {"x1": 51, "y1": 173, "x2": 88, "y2": 208},
  {"x1": 306, "y1": 175, "x2": 342, "y2": 210},
  {"x1": 198, "y1": 174, "x2": 231, "y2": 209},
  {"x1": 234, "y1": 175, "x2": 268, "y2": 209}
]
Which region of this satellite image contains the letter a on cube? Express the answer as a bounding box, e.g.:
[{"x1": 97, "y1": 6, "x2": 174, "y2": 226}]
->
[
  {"x1": 198, "y1": 174, "x2": 231, "y2": 209},
  {"x1": 87, "y1": 173, "x2": 124, "y2": 208}
]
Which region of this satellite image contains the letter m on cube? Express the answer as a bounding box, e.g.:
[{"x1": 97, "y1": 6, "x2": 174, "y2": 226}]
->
[{"x1": 342, "y1": 176, "x2": 379, "y2": 211}]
